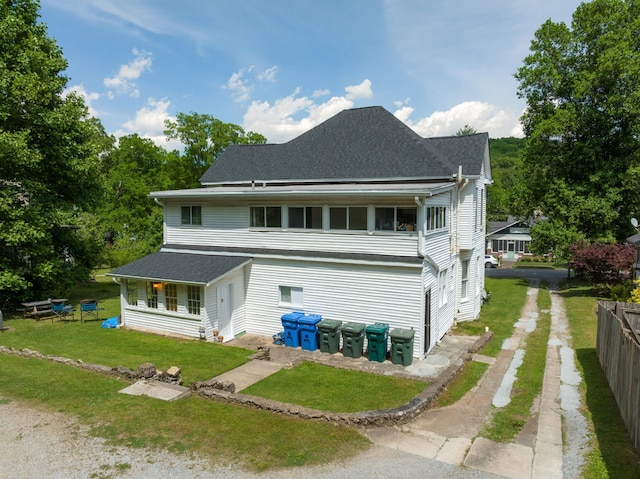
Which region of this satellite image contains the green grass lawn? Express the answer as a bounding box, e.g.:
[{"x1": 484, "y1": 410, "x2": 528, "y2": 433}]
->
[
  {"x1": 0, "y1": 354, "x2": 369, "y2": 471},
  {"x1": 243, "y1": 361, "x2": 426, "y2": 412},
  {"x1": 561, "y1": 282, "x2": 640, "y2": 478},
  {"x1": 454, "y1": 277, "x2": 530, "y2": 357}
]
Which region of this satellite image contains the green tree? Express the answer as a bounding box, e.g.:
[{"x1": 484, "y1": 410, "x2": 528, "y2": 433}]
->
[
  {"x1": 515, "y1": 0, "x2": 640, "y2": 253},
  {"x1": 0, "y1": 0, "x2": 106, "y2": 307},
  {"x1": 98, "y1": 134, "x2": 173, "y2": 266},
  {"x1": 164, "y1": 112, "x2": 267, "y2": 188},
  {"x1": 455, "y1": 124, "x2": 477, "y2": 136}
]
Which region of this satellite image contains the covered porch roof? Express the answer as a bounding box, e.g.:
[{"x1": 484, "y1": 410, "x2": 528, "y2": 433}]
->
[{"x1": 107, "y1": 252, "x2": 251, "y2": 286}]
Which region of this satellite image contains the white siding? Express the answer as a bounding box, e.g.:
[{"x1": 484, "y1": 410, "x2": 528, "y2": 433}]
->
[
  {"x1": 203, "y1": 270, "x2": 246, "y2": 341},
  {"x1": 243, "y1": 258, "x2": 424, "y2": 356},
  {"x1": 164, "y1": 202, "x2": 420, "y2": 258},
  {"x1": 122, "y1": 309, "x2": 203, "y2": 339}
]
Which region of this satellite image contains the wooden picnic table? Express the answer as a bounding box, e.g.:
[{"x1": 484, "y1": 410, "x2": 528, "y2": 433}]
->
[{"x1": 21, "y1": 299, "x2": 67, "y2": 319}]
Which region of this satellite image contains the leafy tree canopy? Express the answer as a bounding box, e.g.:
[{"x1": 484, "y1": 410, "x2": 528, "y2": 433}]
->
[
  {"x1": 455, "y1": 124, "x2": 477, "y2": 136},
  {"x1": 0, "y1": 0, "x2": 107, "y2": 306},
  {"x1": 164, "y1": 112, "x2": 267, "y2": 189},
  {"x1": 515, "y1": 0, "x2": 640, "y2": 252}
]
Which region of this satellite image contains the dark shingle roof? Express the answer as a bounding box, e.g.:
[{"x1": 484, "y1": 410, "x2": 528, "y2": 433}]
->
[
  {"x1": 107, "y1": 252, "x2": 250, "y2": 285},
  {"x1": 200, "y1": 106, "x2": 488, "y2": 185}
]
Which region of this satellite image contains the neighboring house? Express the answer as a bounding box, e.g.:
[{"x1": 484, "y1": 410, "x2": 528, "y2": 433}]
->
[
  {"x1": 486, "y1": 217, "x2": 532, "y2": 261},
  {"x1": 107, "y1": 106, "x2": 492, "y2": 358}
]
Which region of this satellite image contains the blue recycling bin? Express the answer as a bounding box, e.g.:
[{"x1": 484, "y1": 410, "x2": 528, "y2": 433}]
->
[
  {"x1": 281, "y1": 312, "x2": 304, "y2": 348},
  {"x1": 298, "y1": 314, "x2": 322, "y2": 351}
]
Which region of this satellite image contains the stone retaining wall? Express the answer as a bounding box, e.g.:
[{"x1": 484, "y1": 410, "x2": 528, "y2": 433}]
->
[{"x1": 0, "y1": 332, "x2": 491, "y2": 428}]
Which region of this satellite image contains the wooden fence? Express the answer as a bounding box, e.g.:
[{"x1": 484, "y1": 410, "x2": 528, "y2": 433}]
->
[{"x1": 597, "y1": 301, "x2": 640, "y2": 452}]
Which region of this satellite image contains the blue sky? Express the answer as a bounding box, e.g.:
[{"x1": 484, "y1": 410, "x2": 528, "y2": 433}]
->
[{"x1": 41, "y1": 0, "x2": 583, "y2": 148}]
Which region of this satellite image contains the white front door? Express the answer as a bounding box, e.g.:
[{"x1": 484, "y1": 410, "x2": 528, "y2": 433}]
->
[{"x1": 217, "y1": 283, "x2": 234, "y2": 342}]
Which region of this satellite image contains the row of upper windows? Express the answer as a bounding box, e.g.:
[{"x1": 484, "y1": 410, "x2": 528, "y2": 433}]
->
[
  {"x1": 252, "y1": 206, "x2": 450, "y2": 232},
  {"x1": 180, "y1": 204, "x2": 448, "y2": 233}
]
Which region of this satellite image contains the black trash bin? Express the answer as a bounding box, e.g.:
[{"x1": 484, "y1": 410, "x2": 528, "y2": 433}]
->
[
  {"x1": 341, "y1": 322, "x2": 366, "y2": 358},
  {"x1": 317, "y1": 319, "x2": 342, "y2": 354},
  {"x1": 390, "y1": 328, "x2": 415, "y2": 366},
  {"x1": 365, "y1": 323, "x2": 389, "y2": 362}
]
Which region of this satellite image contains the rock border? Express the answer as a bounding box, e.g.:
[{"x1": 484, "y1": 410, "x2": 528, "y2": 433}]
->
[{"x1": 0, "y1": 331, "x2": 492, "y2": 428}]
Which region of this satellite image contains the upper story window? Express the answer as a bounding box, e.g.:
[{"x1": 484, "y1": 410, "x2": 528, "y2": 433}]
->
[
  {"x1": 374, "y1": 207, "x2": 416, "y2": 232},
  {"x1": 330, "y1": 206, "x2": 367, "y2": 230},
  {"x1": 250, "y1": 206, "x2": 282, "y2": 228},
  {"x1": 426, "y1": 206, "x2": 447, "y2": 231},
  {"x1": 288, "y1": 206, "x2": 322, "y2": 229},
  {"x1": 181, "y1": 205, "x2": 202, "y2": 226}
]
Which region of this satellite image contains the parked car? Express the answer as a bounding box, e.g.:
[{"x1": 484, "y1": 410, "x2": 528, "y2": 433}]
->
[{"x1": 485, "y1": 255, "x2": 499, "y2": 268}]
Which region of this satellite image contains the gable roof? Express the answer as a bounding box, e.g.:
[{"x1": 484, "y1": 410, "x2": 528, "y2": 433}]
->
[{"x1": 199, "y1": 106, "x2": 489, "y2": 186}]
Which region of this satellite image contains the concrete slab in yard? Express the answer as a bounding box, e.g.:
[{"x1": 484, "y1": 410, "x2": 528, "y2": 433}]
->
[
  {"x1": 465, "y1": 437, "x2": 533, "y2": 479},
  {"x1": 119, "y1": 380, "x2": 191, "y2": 401}
]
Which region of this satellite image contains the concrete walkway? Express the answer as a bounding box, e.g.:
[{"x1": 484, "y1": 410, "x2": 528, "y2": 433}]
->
[{"x1": 364, "y1": 280, "x2": 566, "y2": 479}]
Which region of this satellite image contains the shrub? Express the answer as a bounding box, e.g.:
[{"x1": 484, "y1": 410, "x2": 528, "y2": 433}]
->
[{"x1": 569, "y1": 241, "x2": 636, "y2": 286}]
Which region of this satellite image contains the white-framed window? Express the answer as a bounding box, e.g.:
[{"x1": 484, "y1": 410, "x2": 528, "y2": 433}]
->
[
  {"x1": 279, "y1": 285, "x2": 303, "y2": 307},
  {"x1": 146, "y1": 282, "x2": 159, "y2": 309},
  {"x1": 288, "y1": 206, "x2": 322, "y2": 229},
  {"x1": 250, "y1": 206, "x2": 282, "y2": 228},
  {"x1": 126, "y1": 280, "x2": 138, "y2": 306},
  {"x1": 187, "y1": 285, "x2": 202, "y2": 315},
  {"x1": 461, "y1": 259, "x2": 470, "y2": 300},
  {"x1": 439, "y1": 269, "x2": 448, "y2": 307},
  {"x1": 164, "y1": 283, "x2": 177, "y2": 312},
  {"x1": 329, "y1": 206, "x2": 368, "y2": 230},
  {"x1": 426, "y1": 206, "x2": 447, "y2": 231},
  {"x1": 374, "y1": 207, "x2": 417, "y2": 232},
  {"x1": 181, "y1": 205, "x2": 202, "y2": 226}
]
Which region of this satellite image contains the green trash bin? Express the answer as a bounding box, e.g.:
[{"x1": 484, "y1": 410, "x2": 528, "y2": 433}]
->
[
  {"x1": 390, "y1": 328, "x2": 415, "y2": 366},
  {"x1": 341, "y1": 322, "x2": 366, "y2": 358},
  {"x1": 317, "y1": 319, "x2": 342, "y2": 354},
  {"x1": 365, "y1": 323, "x2": 389, "y2": 362}
]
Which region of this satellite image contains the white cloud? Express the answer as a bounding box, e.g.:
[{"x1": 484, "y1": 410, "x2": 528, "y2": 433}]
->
[
  {"x1": 345, "y1": 79, "x2": 373, "y2": 100},
  {"x1": 225, "y1": 66, "x2": 255, "y2": 103},
  {"x1": 395, "y1": 101, "x2": 523, "y2": 138},
  {"x1": 62, "y1": 83, "x2": 101, "y2": 117},
  {"x1": 257, "y1": 66, "x2": 278, "y2": 82},
  {"x1": 115, "y1": 97, "x2": 180, "y2": 149},
  {"x1": 242, "y1": 79, "x2": 373, "y2": 143},
  {"x1": 104, "y1": 48, "x2": 152, "y2": 98}
]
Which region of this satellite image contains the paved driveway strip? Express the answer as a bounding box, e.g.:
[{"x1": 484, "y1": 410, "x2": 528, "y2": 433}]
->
[{"x1": 365, "y1": 279, "x2": 568, "y2": 479}]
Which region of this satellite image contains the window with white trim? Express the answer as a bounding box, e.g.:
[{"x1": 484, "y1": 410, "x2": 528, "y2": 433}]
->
[
  {"x1": 250, "y1": 206, "x2": 282, "y2": 228},
  {"x1": 426, "y1": 206, "x2": 447, "y2": 231},
  {"x1": 164, "y1": 283, "x2": 177, "y2": 312},
  {"x1": 146, "y1": 282, "x2": 159, "y2": 309},
  {"x1": 288, "y1": 206, "x2": 322, "y2": 229},
  {"x1": 374, "y1": 207, "x2": 417, "y2": 232},
  {"x1": 461, "y1": 259, "x2": 470, "y2": 300},
  {"x1": 181, "y1": 205, "x2": 202, "y2": 226},
  {"x1": 329, "y1": 206, "x2": 368, "y2": 230},
  {"x1": 187, "y1": 285, "x2": 201, "y2": 315},
  {"x1": 439, "y1": 269, "x2": 448, "y2": 306},
  {"x1": 279, "y1": 285, "x2": 303, "y2": 307},
  {"x1": 126, "y1": 280, "x2": 138, "y2": 306}
]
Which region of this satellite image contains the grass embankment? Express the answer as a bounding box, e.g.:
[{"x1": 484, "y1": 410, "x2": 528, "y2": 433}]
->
[
  {"x1": 243, "y1": 361, "x2": 426, "y2": 412},
  {"x1": 0, "y1": 354, "x2": 369, "y2": 471},
  {"x1": 561, "y1": 282, "x2": 640, "y2": 479}
]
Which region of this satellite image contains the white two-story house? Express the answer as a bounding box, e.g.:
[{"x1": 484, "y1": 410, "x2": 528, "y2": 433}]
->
[{"x1": 108, "y1": 106, "x2": 491, "y2": 358}]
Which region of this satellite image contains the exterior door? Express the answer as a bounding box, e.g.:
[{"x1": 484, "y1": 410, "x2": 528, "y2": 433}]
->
[
  {"x1": 424, "y1": 289, "x2": 431, "y2": 355},
  {"x1": 217, "y1": 283, "x2": 234, "y2": 342},
  {"x1": 507, "y1": 241, "x2": 516, "y2": 260}
]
